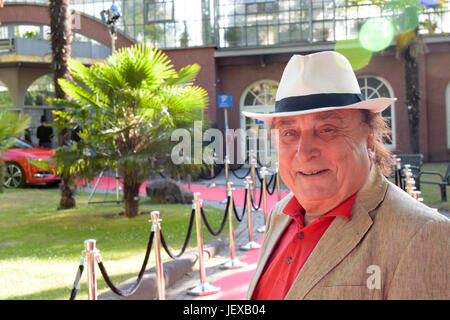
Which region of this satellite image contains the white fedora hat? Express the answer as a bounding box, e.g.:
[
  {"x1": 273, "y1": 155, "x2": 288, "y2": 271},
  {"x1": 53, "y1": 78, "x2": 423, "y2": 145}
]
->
[{"x1": 242, "y1": 51, "x2": 396, "y2": 122}]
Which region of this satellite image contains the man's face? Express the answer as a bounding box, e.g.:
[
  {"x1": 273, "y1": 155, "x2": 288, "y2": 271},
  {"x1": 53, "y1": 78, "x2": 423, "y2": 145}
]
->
[{"x1": 272, "y1": 109, "x2": 372, "y2": 214}]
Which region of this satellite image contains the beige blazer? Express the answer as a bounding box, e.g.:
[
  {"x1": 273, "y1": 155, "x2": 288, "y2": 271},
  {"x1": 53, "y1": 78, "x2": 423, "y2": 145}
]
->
[{"x1": 247, "y1": 165, "x2": 450, "y2": 300}]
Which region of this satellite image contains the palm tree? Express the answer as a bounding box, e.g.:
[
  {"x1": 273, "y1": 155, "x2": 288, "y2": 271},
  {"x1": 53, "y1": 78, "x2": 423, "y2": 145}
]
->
[
  {"x1": 350, "y1": 0, "x2": 444, "y2": 153},
  {"x1": 48, "y1": 0, "x2": 76, "y2": 209},
  {"x1": 0, "y1": 110, "x2": 31, "y2": 193},
  {"x1": 51, "y1": 44, "x2": 208, "y2": 218}
]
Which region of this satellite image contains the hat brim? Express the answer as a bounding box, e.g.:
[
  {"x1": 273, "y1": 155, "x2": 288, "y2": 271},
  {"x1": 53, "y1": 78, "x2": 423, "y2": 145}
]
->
[{"x1": 242, "y1": 97, "x2": 397, "y2": 122}]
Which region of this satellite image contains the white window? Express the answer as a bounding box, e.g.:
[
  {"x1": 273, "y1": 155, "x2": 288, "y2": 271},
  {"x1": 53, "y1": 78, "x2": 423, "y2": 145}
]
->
[
  {"x1": 239, "y1": 79, "x2": 278, "y2": 164},
  {"x1": 357, "y1": 74, "x2": 396, "y2": 150}
]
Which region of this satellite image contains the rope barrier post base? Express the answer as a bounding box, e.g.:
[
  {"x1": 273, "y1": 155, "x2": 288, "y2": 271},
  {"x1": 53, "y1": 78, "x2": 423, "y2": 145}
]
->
[
  {"x1": 187, "y1": 193, "x2": 220, "y2": 296},
  {"x1": 240, "y1": 241, "x2": 261, "y2": 251},
  {"x1": 221, "y1": 258, "x2": 248, "y2": 270},
  {"x1": 83, "y1": 239, "x2": 99, "y2": 300},
  {"x1": 151, "y1": 211, "x2": 165, "y2": 300},
  {"x1": 221, "y1": 182, "x2": 247, "y2": 270},
  {"x1": 257, "y1": 225, "x2": 266, "y2": 233},
  {"x1": 187, "y1": 283, "x2": 222, "y2": 296},
  {"x1": 241, "y1": 176, "x2": 261, "y2": 251}
]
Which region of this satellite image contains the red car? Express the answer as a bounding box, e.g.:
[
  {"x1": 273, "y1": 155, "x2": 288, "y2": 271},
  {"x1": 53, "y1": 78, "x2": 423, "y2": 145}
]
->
[{"x1": 2, "y1": 137, "x2": 60, "y2": 188}]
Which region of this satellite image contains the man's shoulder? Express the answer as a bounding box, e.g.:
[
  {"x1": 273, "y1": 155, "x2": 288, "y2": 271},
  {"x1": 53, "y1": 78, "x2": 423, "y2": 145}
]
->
[{"x1": 374, "y1": 181, "x2": 450, "y2": 235}]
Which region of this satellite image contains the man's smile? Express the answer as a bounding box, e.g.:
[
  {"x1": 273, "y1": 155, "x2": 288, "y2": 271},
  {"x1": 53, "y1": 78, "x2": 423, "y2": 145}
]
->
[{"x1": 297, "y1": 169, "x2": 329, "y2": 176}]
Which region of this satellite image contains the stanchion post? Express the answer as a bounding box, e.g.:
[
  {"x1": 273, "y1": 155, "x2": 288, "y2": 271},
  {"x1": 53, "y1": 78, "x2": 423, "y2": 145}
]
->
[
  {"x1": 240, "y1": 176, "x2": 261, "y2": 251},
  {"x1": 208, "y1": 153, "x2": 217, "y2": 187},
  {"x1": 396, "y1": 158, "x2": 402, "y2": 189},
  {"x1": 151, "y1": 211, "x2": 165, "y2": 300},
  {"x1": 224, "y1": 155, "x2": 229, "y2": 188},
  {"x1": 404, "y1": 165, "x2": 413, "y2": 195},
  {"x1": 83, "y1": 239, "x2": 98, "y2": 300},
  {"x1": 222, "y1": 182, "x2": 247, "y2": 269},
  {"x1": 275, "y1": 161, "x2": 281, "y2": 201},
  {"x1": 257, "y1": 167, "x2": 267, "y2": 233},
  {"x1": 187, "y1": 193, "x2": 220, "y2": 296},
  {"x1": 115, "y1": 168, "x2": 120, "y2": 204},
  {"x1": 250, "y1": 150, "x2": 257, "y2": 201},
  {"x1": 221, "y1": 156, "x2": 230, "y2": 203}
]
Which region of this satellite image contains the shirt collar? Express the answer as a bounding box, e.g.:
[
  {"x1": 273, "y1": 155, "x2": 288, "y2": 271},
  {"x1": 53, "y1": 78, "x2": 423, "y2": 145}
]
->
[{"x1": 282, "y1": 192, "x2": 357, "y2": 225}]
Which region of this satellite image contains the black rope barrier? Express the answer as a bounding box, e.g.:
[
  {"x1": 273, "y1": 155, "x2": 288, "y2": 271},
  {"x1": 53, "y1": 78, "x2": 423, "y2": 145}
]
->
[
  {"x1": 266, "y1": 173, "x2": 277, "y2": 196},
  {"x1": 255, "y1": 165, "x2": 262, "y2": 182},
  {"x1": 232, "y1": 188, "x2": 247, "y2": 222},
  {"x1": 97, "y1": 230, "x2": 155, "y2": 297},
  {"x1": 230, "y1": 166, "x2": 252, "y2": 180},
  {"x1": 250, "y1": 184, "x2": 263, "y2": 210},
  {"x1": 82, "y1": 170, "x2": 277, "y2": 298},
  {"x1": 159, "y1": 209, "x2": 195, "y2": 259},
  {"x1": 199, "y1": 164, "x2": 224, "y2": 180},
  {"x1": 69, "y1": 257, "x2": 85, "y2": 300},
  {"x1": 200, "y1": 198, "x2": 229, "y2": 236}
]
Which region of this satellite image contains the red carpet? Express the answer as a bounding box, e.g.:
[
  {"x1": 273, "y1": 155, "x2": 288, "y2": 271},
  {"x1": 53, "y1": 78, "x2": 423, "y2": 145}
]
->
[{"x1": 76, "y1": 176, "x2": 289, "y2": 300}]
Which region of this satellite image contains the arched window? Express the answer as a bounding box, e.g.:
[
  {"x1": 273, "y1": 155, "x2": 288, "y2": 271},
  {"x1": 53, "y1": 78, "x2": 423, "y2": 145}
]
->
[
  {"x1": 357, "y1": 74, "x2": 396, "y2": 149},
  {"x1": 240, "y1": 79, "x2": 278, "y2": 129},
  {"x1": 0, "y1": 80, "x2": 12, "y2": 108},
  {"x1": 446, "y1": 82, "x2": 450, "y2": 149},
  {"x1": 239, "y1": 79, "x2": 278, "y2": 163},
  {"x1": 26, "y1": 74, "x2": 54, "y2": 106}
]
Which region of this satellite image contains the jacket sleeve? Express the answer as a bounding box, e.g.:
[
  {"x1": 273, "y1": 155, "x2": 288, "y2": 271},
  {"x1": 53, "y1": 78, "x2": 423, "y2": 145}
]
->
[{"x1": 386, "y1": 218, "x2": 450, "y2": 299}]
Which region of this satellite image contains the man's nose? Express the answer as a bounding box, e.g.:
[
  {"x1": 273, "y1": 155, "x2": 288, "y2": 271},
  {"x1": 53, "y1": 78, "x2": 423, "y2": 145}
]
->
[{"x1": 294, "y1": 132, "x2": 320, "y2": 162}]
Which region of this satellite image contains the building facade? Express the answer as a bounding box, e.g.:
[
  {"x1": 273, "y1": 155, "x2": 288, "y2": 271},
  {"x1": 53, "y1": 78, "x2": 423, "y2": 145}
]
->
[{"x1": 0, "y1": 0, "x2": 449, "y2": 161}]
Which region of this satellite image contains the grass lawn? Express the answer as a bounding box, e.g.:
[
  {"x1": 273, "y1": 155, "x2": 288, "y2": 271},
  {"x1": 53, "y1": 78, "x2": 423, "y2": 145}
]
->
[{"x1": 0, "y1": 186, "x2": 228, "y2": 300}]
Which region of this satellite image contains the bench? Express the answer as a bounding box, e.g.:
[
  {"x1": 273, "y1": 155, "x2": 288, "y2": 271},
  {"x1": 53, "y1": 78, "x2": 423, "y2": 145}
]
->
[{"x1": 417, "y1": 163, "x2": 450, "y2": 202}]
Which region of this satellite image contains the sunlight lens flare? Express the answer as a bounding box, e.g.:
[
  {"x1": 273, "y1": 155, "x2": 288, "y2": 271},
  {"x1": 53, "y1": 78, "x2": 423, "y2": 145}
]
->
[
  {"x1": 359, "y1": 18, "x2": 395, "y2": 52},
  {"x1": 334, "y1": 39, "x2": 373, "y2": 71},
  {"x1": 420, "y1": 0, "x2": 442, "y2": 7}
]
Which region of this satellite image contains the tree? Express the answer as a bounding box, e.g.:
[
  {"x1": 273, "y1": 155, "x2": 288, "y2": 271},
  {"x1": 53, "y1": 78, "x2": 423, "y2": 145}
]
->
[
  {"x1": 350, "y1": 0, "x2": 445, "y2": 153},
  {"x1": 0, "y1": 110, "x2": 30, "y2": 193},
  {"x1": 48, "y1": 0, "x2": 76, "y2": 209},
  {"x1": 50, "y1": 44, "x2": 208, "y2": 218}
]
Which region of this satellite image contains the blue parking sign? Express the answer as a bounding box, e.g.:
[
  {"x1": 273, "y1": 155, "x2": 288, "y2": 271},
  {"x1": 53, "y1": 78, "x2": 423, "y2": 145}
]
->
[{"x1": 218, "y1": 94, "x2": 233, "y2": 108}]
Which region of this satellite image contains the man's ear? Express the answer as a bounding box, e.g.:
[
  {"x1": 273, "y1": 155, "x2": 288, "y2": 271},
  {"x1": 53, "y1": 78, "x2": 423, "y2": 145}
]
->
[{"x1": 366, "y1": 132, "x2": 375, "y2": 152}]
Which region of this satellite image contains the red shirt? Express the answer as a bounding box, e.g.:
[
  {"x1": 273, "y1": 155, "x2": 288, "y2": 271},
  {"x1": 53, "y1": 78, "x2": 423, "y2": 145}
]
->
[{"x1": 252, "y1": 193, "x2": 357, "y2": 300}]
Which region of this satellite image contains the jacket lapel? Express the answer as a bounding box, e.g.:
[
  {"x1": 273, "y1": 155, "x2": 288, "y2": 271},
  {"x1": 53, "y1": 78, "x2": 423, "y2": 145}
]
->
[
  {"x1": 284, "y1": 165, "x2": 388, "y2": 300},
  {"x1": 246, "y1": 193, "x2": 294, "y2": 298}
]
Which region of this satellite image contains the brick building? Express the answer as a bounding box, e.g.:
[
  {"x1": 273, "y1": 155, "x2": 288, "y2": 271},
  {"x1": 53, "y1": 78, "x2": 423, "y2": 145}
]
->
[{"x1": 0, "y1": 0, "x2": 449, "y2": 161}]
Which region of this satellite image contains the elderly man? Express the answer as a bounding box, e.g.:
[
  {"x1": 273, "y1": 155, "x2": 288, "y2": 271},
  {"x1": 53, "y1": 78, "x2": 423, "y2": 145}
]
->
[{"x1": 243, "y1": 51, "x2": 450, "y2": 300}]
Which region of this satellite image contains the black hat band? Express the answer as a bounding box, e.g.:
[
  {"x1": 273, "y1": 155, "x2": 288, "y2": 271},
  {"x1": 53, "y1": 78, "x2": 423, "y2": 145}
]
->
[{"x1": 275, "y1": 93, "x2": 366, "y2": 113}]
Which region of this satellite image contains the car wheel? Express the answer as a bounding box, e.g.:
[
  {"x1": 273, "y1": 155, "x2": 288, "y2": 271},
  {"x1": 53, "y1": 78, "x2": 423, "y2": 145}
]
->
[{"x1": 4, "y1": 162, "x2": 25, "y2": 188}]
